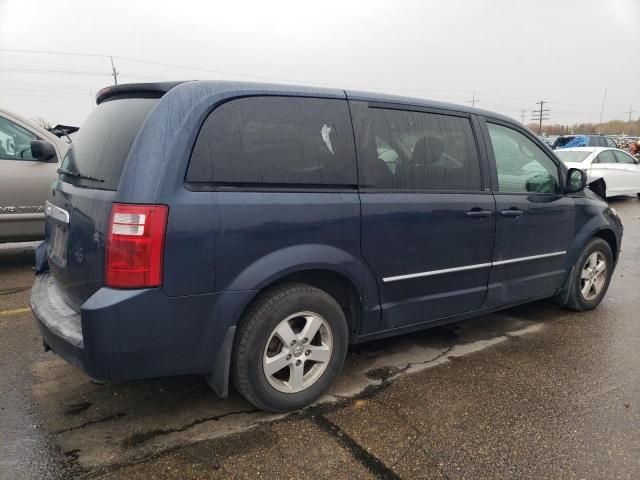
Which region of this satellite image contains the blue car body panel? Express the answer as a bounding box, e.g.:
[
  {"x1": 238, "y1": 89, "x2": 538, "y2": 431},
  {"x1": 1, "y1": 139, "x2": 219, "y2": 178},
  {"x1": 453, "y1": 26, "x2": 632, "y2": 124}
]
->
[{"x1": 30, "y1": 80, "x2": 623, "y2": 397}]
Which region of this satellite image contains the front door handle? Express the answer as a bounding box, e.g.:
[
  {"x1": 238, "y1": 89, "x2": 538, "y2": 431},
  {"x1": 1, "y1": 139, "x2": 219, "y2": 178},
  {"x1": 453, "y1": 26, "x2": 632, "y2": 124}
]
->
[
  {"x1": 500, "y1": 208, "x2": 524, "y2": 217},
  {"x1": 466, "y1": 208, "x2": 493, "y2": 218}
]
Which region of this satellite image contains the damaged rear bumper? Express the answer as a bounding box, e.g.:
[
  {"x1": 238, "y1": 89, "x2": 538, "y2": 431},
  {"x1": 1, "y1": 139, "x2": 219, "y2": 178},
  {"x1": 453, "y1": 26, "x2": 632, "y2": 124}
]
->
[{"x1": 30, "y1": 273, "x2": 88, "y2": 374}]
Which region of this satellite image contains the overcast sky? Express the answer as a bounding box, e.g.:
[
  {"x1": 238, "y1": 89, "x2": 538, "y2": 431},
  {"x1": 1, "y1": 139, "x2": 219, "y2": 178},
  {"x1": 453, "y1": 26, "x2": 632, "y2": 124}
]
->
[{"x1": 1, "y1": 0, "x2": 639, "y2": 127}]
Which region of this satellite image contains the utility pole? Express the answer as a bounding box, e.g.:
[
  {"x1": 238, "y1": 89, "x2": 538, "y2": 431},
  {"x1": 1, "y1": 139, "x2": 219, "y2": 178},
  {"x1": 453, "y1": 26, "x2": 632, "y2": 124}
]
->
[
  {"x1": 531, "y1": 101, "x2": 550, "y2": 135},
  {"x1": 110, "y1": 56, "x2": 119, "y2": 85},
  {"x1": 520, "y1": 108, "x2": 527, "y2": 125},
  {"x1": 467, "y1": 91, "x2": 479, "y2": 108},
  {"x1": 598, "y1": 88, "x2": 607, "y2": 131},
  {"x1": 625, "y1": 105, "x2": 635, "y2": 123}
]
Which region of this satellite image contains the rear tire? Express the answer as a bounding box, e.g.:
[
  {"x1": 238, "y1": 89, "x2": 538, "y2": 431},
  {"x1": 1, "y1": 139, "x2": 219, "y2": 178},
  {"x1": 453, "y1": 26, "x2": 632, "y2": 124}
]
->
[
  {"x1": 564, "y1": 238, "x2": 613, "y2": 311},
  {"x1": 232, "y1": 284, "x2": 348, "y2": 412}
]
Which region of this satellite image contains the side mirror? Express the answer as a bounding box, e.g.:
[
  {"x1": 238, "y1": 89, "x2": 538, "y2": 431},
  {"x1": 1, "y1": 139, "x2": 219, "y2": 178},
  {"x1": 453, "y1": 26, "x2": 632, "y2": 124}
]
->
[
  {"x1": 565, "y1": 168, "x2": 587, "y2": 193},
  {"x1": 30, "y1": 140, "x2": 57, "y2": 163}
]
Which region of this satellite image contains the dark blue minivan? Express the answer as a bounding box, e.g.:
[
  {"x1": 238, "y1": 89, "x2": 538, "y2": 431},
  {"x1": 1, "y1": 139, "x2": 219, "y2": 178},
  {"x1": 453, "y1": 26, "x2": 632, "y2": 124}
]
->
[{"x1": 31, "y1": 81, "x2": 623, "y2": 411}]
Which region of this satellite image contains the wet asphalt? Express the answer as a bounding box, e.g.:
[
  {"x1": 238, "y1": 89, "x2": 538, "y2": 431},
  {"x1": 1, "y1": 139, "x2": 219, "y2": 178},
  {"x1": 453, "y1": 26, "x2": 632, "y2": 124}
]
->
[{"x1": 1, "y1": 198, "x2": 639, "y2": 479}]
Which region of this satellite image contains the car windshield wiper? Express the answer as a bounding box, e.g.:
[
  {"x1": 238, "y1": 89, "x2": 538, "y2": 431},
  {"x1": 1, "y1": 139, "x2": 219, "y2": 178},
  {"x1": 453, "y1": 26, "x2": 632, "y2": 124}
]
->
[{"x1": 57, "y1": 168, "x2": 105, "y2": 183}]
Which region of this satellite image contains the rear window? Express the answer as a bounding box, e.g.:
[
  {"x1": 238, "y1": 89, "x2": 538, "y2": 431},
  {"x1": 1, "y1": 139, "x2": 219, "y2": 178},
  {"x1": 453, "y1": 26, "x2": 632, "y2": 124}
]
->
[
  {"x1": 186, "y1": 96, "x2": 357, "y2": 187},
  {"x1": 553, "y1": 136, "x2": 575, "y2": 148},
  {"x1": 59, "y1": 98, "x2": 158, "y2": 190},
  {"x1": 554, "y1": 150, "x2": 591, "y2": 163}
]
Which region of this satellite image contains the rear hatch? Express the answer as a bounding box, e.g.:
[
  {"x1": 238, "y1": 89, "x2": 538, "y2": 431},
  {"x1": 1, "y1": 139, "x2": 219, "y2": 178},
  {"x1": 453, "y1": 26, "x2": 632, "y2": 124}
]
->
[{"x1": 46, "y1": 90, "x2": 162, "y2": 311}]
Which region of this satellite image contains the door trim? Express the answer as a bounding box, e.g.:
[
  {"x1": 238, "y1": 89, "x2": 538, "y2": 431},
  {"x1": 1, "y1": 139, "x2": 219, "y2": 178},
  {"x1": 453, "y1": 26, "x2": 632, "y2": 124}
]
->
[
  {"x1": 383, "y1": 262, "x2": 492, "y2": 283},
  {"x1": 492, "y1": 251, "x2": 566, "y2": 266},
  {"x1": 383, "y1": 251, "x2": 566, "y2": 283}
]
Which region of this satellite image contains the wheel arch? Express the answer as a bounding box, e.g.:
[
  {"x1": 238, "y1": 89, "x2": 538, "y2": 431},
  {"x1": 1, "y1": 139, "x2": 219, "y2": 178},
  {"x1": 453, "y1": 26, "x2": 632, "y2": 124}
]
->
[
  {"x1": 207, "y1": 245, "x2": 382, "y2": 398},
  {"x1": 252, "y1": 268, "x2": 363, "y2": 336},
  {"x1": 592, "y1": 228, "x2": 618, "y2": 262},
  {"x1": 556, "y1": 225, "x2": 619, "y2": 306}
]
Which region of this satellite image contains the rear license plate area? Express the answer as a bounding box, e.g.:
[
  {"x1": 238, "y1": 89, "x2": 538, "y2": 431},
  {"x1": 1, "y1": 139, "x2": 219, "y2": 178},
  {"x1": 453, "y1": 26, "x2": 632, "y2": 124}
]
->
[{"x1": 49, "y1": 224, "x2": 68, "y2": 266}]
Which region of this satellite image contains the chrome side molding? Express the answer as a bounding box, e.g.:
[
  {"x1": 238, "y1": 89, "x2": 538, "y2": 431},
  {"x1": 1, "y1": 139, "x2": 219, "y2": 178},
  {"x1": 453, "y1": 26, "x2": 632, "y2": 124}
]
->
[{"x1": 383, "y1": 251, "x2": 567, "y2": 283}]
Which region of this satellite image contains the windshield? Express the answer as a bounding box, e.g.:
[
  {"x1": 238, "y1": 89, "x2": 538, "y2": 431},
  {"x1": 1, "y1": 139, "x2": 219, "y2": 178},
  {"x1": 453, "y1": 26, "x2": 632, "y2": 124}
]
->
[
  {"x1": 59, "y1": 98, "x2": 158, "y2": 190},
  {"x1": 554, "y1": 150, "x2": 591, "y2": 163}
]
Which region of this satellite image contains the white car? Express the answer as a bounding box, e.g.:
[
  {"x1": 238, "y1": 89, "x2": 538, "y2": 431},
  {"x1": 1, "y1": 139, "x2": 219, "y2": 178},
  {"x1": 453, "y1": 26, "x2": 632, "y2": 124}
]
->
[{"x1": 554, "y1": 147, "x2": 640, "y2": 198}]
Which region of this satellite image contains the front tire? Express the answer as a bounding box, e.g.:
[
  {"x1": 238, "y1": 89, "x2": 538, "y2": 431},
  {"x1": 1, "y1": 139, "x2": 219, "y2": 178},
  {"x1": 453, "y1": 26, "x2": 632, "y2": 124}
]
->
[
  {"x1": 232, "y1": 284, "x2": 348, "y2": 412},
  {"x1": 565, "y1": 238, "x2": 614, "y2": 311}
]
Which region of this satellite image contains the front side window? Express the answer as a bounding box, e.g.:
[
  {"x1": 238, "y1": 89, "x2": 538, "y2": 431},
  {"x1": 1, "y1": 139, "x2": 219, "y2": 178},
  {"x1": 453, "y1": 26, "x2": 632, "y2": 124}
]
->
[
  {"x1": 187, "y1": 96, "x2": 357, "y2": 186},
  {"x1": 355, "y1": 106, "x2": 482, "y2": 191},
  {"x1": 0, "y1": 116, "x2": 38, "y2": 161},
  {"x1": 487, "y1": 123, "x2": 560, "y2": 194},
  {"x1": 613, "y1": 150, "x2": 636, "y2": 164}
]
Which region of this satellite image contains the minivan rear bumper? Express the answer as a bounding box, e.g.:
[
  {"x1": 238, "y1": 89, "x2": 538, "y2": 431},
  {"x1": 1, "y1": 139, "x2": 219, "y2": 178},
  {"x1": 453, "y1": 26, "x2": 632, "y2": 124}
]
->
[{"x1": 31, "y1": 272, "x2": 254, "y2": 388}]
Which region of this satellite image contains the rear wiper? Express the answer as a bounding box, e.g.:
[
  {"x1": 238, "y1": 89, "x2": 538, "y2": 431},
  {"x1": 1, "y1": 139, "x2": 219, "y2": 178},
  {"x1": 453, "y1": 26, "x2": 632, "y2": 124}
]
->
[{"x1": 57, "y1": 168, "x2": 105, "y2": 183}]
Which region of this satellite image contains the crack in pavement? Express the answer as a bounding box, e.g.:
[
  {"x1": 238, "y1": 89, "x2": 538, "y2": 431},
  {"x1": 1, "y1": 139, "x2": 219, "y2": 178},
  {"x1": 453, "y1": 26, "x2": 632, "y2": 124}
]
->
[
  {"x1": 0, "y1": 285, "x2": 31, "y2": 296},
  {"x1": 120, "y1": 408, "x2": 261, "y2": 448},
  {"x1": 312, "y1": 415, "x2": 401, "y2": 480},
  {"x1": 370, "y1": 395, "x2": 452, "y2": 479},
  {"x1": 52, "y1": 413, "x2": 127, "y2": 434},
  {"x1": 49, "y1": 323, "x2": 545, "y2": 475}
]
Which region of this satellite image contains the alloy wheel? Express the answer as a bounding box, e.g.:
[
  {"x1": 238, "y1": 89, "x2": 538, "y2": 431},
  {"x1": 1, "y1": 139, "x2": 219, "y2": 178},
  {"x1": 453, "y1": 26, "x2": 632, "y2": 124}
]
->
[
  {"x1": 580, "y1": 251, "x2": 607, "y2": 301},
  {"x1": 262, "y1": 311, "x2": 333, "y2": 393}
]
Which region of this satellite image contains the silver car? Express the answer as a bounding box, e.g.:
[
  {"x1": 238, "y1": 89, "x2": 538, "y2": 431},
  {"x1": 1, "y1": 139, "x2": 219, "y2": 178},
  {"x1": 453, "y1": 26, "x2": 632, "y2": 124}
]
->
[{"x1": 0, "y1": 109, "x2": 70, "y2": 242}]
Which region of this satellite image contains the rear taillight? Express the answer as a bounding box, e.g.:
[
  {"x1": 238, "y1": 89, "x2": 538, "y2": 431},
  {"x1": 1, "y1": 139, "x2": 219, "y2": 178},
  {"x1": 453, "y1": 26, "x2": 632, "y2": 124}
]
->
[{"x1": 105, "y1": 203, "x2": 168, "y2": 288}]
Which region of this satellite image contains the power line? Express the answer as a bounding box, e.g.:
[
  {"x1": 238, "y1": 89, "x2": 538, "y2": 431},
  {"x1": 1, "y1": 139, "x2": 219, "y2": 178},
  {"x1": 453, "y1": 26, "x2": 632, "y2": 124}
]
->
[
  {"x1": 520, "y1": 108, "x2": 527, "y2": 124},
  {"x1": 0, "y1": 47, "x2": 451, "y2": 94},
  {"x1": 1, "y1": 48, "x2": 635, "y2": 112},
  {"x1": 0, "y1": 67, "x2": 111, "y2": 76}
]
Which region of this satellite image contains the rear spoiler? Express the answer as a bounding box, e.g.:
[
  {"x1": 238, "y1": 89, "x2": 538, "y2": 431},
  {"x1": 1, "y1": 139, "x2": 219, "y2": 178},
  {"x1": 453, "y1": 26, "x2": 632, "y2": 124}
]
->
[
  {"x1": 48, "y1": 124, "x2": 79, "y2": 137},
  {"x1": 96, "y1": 81, "x2": 190, "y2": 105}
]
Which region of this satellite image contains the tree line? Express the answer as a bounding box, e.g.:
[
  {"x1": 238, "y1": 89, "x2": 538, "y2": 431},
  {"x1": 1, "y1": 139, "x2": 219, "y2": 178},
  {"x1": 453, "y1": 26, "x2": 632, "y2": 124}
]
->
[{"x1": 527, "y1": 118, "x2": 640, "y2": 136}]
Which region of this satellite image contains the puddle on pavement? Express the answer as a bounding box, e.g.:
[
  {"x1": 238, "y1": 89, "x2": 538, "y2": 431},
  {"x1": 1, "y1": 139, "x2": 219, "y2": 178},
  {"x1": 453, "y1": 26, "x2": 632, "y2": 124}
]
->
[{"x1": 31, "y1": 302, "x2": 552, "y2": 471}]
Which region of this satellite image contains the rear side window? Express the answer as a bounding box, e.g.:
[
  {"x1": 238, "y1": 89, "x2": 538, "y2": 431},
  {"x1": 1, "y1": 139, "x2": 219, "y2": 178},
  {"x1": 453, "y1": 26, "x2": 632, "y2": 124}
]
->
[
  {"x1": 60, "y1": 98, "x2": 158, "y2": 190},
  {"x1": 594, "y1": 150, "x2": 616, "y2": 164},
  {"x1": 187, "y1": 97, "x2": 356, "y2": 187},
  {"x1": 352, "y1": 104, "x2": 482, "y2": 191}
]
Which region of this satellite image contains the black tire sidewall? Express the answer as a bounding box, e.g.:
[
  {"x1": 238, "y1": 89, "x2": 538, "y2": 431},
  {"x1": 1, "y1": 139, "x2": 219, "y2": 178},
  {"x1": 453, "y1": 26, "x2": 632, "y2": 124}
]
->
[
  {"x1": 234, "y1": 286, "x2": 348, "y2": 411},
  {"x1": 570, "y1": 238, "x2": 614, "y2": 310}
]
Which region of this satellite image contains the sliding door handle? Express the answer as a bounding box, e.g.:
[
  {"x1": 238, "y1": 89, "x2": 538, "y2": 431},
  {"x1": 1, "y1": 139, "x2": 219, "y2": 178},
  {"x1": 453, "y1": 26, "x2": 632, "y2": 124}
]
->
[
  {"x1": 500, "y1": 208, "x2": 524, "y2": 217},
  {"x1": 466, "y1": 208, "x2": 493, "y2": 218}
]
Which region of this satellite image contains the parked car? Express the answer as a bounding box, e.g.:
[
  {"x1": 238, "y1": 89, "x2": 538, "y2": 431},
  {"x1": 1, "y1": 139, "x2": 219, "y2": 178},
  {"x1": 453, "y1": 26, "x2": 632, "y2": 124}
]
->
[
  {"x1": 31, "y1": 81, "x2": 623, "y2": 412},
  {"x1": 552, "y1": 134, "x2": 617, "y2": 149},
  {"x1": 0, "y1": 109, "x2": 70, "y2": 242},
  {"x1": 537, "y1": 136, "x2": 553, "y2": 148},
  {"x1": 554, "y1": 147, "x2": 640, "y2": 198}
]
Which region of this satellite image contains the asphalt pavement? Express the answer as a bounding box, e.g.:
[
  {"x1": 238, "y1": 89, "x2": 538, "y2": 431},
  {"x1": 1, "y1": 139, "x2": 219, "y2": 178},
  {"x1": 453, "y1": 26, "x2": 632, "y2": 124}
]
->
[{"x1": 1, "y1": 198, "x2": 639, "y2": 479}]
